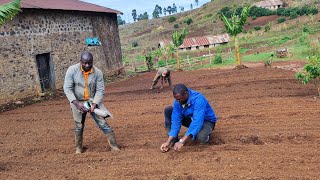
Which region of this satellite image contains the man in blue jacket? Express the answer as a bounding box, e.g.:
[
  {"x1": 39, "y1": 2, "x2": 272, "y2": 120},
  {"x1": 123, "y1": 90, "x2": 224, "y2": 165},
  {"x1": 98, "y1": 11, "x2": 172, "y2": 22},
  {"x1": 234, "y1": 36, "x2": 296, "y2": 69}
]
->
[{"x1": 160, "y1": 84, "x2": 217, "y2": 152}]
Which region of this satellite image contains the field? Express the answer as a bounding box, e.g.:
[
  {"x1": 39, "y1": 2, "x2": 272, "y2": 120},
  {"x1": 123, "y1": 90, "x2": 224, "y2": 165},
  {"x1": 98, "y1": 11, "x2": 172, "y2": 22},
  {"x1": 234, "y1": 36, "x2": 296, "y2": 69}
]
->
[{"x1": 1, "y1": 61, "x2": 320, "y2": 179}]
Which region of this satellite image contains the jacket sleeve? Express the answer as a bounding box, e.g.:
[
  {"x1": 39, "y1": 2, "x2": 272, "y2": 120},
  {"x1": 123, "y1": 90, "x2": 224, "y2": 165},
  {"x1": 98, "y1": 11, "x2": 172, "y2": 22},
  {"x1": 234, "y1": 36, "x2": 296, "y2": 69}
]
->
[
  {"x1": 185, "y1": 96, "x2": 206, "y2": 139},
  {"x1": 168, "y1": 101, "x2": 183, "y2": 138},
  {"x1": 63, "y1": 67, "x2": 77, "y2": 103},
  {"x1": 92, "y1": 70, "x2": 105, "y2": 105}
]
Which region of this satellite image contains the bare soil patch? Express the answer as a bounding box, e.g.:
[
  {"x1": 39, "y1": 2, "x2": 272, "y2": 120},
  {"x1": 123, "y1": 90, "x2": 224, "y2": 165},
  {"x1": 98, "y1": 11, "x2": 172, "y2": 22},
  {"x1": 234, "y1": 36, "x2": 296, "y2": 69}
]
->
[
  {"x1": 245, "y1": 15, "x2": 280, "y2": 30},
  {"x1": 1, "y1": 61, "x2": 320, "y2": 179}
]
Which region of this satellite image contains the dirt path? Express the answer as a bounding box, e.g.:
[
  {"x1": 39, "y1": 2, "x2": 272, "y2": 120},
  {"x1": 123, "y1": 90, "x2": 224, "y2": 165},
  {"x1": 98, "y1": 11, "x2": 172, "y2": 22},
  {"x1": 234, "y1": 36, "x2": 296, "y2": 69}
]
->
[{"x1": 1, "y1": 61, "x2": 319, "y2": 179}]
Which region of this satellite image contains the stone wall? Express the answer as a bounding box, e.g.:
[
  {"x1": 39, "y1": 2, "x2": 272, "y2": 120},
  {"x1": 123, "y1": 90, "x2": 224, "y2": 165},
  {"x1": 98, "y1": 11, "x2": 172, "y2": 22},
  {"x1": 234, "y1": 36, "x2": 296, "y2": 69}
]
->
[{"x1": 0, "y1": 9, "x2": 123, "y2": 104}]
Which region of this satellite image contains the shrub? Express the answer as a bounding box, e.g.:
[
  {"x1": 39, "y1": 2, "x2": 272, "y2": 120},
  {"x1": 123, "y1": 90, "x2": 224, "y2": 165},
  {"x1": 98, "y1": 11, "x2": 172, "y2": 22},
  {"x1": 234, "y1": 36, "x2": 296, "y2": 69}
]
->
[
  {"x1": 168, "y1": 16, "x2": 176, "y2": 23},
  {"x1": 250, "y1": 6, "x2": 273, "y2": 17},
  {"x1": 279, "y1": 36, "x2": 291, "y2": 44},
  {"x1": 303, "y1": 26, "x2": 310, "y2": 33},
  {"x1": 184, "y1": 17, "x2": 193, "y2": 25},
  {"x1": 295, "y1": 56, "x2": 320, "y2": 97},
  {"x1": 213, "y1": 54, "x2": 223, "y2": 64},
  {"x1": 204, "y1": 13, "x2": 213, "y2": 19},
  {"x1": 251, "y1": 16, "x2": 256, "y2": 20},
  {"x1": 308, "y1": 39, "x2": 320, "y2": 57},
  {"x1": 299, "y1": 32, "x2": 310, "y2": 45},
  {"x1": 264, "y1": 24, "x2": 271, "y2": 32},
  {"x1": 145, "y1": 55, "x2": 153, "y2": 71},
  {"x1": 290, "y1": 12, "x2": 298, "y2": 19},
  {"x1": 174, "y1": 24, "x2": 179, "y2": 28},
  {"x1": 157, "y1": 60, "x2": 166, "y2": 67},
  {"x1": 132, "y1": 41, "x2": 139, "y2": 47},
  {"x1": 277, "y1": 17, "x2": 286, "y2": 24},
  {"x1": 253, "y1": 26, "x2": 261, "y2": 31},
  {"x1": 306, "y1": 7, "x2": 318, "y2": 15}
]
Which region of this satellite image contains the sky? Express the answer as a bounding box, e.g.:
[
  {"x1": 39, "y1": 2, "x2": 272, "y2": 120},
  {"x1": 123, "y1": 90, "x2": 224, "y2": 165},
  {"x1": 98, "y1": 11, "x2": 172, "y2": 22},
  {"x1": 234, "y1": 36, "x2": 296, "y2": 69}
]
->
[{"x1": 81, "y1": 0, "x2": 211, "y2": 23}]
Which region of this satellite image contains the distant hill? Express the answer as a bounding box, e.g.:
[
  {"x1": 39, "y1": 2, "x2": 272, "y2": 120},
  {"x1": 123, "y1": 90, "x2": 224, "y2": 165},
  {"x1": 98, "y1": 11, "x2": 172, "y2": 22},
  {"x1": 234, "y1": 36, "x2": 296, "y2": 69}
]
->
[{"x1": 119, "y1": 0, "x2": 319, "y2": 60}]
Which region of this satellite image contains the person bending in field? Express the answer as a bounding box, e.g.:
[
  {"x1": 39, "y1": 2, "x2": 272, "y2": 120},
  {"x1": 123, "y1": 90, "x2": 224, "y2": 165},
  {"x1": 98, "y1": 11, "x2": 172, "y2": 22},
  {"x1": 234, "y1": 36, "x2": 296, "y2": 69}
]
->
[
  {"x1": 160, "y1": 84, "x2": 217, "y2": 152},
  {"x1": 150, "y1": 67, "x2": 172, "y2": 89}
]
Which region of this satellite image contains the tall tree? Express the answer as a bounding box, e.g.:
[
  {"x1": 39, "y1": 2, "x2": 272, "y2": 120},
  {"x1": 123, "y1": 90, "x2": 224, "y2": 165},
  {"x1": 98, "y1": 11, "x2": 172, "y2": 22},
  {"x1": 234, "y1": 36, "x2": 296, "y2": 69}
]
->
[
  {"x1": 0, "y1": 0, "x2": 21, "y2": 26},
  {"x1": 163, "y1": 8, "x2": 167, "y2": 15},
  {"x1": 152, "y1": 5, "x2": 162, "y2": 18},
  {"x1": 172, "y1": 3, "x2": 177, "y2": 13},
  {"x1": 137, "y1": 12, "x2": 149, "y2": 21},
  {"x1": 172, "y1": 28, "x2": 186, "y2": 70},
  {"x1": 167, "y1": 6, "x2": 172, "y2": 15},
  {"x1": 117, "y1": 15, "x2": 125, "y2": 25},
  {"x1": 195, "y1": 0, "x2": 199, "y2": 7},
  {"x1": 143, "y1": 12, "x2": 149, "y2": 20},
  {"x1": 132, "y1": 9, "x2": 137, "y2": 22},
  {"x1": 219, "y1": 6, "x2": 250, "y2": 67},
  {"x1": 158, "y1": 5, "x2": 162, "y2": 15},
  {"x1": 179, "y1": 6, "x2": 185, "y2": 12},
  {"x1": 190, "y1": 4, "x2": 193, "y2": 10}
]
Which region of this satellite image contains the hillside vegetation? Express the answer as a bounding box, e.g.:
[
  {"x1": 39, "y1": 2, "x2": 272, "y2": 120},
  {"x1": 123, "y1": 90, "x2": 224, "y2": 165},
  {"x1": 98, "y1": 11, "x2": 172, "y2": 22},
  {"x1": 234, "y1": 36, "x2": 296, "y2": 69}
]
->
[{"x1": 119, "y1": 0, "x2": 320, "y2": 72}]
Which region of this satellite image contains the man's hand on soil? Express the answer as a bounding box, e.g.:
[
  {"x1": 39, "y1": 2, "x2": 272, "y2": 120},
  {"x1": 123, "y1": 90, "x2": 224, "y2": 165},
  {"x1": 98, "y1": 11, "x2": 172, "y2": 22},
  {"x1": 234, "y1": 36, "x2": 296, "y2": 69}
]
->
[
  {"x1": 160, "y1": 141, "x2": 170, "y2": 153},
  {"x1": 173, "y1": 142, "x2": 184, "y2": 151}
]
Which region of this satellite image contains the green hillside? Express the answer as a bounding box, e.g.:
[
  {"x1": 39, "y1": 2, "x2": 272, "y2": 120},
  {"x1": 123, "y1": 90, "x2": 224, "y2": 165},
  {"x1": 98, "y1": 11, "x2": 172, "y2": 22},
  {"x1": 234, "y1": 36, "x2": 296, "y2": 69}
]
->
[{"x1": 119, "y1": 0, "x2": 320, "y2": 72}]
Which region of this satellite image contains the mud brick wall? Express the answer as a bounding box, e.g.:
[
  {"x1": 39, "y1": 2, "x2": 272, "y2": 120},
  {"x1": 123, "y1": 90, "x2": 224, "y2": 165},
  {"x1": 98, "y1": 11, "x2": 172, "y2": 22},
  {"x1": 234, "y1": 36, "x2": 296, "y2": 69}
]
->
[{"x1": 0, "y1": 9, "x2": 122, "y2": 104}]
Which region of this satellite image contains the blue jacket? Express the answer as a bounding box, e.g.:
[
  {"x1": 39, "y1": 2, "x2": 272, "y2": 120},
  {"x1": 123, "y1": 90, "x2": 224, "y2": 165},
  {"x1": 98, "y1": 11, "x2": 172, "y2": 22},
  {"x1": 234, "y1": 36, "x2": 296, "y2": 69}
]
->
[{"x1": 169, "y1": 88, "x2": 217, "y2": 139}]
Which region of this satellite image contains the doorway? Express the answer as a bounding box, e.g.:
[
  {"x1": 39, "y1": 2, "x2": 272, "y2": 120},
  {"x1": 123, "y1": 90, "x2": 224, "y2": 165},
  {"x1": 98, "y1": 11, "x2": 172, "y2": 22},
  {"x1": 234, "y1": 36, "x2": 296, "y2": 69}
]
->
[{"x1": 36, "y1": 53, "x2": 55, "y2": 92}]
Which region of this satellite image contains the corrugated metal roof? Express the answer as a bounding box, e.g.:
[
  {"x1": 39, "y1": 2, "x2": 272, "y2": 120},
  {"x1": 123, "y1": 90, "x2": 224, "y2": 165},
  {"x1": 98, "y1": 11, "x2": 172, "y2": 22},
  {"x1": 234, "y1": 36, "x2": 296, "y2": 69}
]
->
[
  {"x1": 254, "y1": 0, "x2": 283, "y2": 8},
  {"x1": 159, "y1": 33, "x2": 230, "y2": 49},
  {"x1": 0, "y1": 0, "x2": 122, "y2": 14}
]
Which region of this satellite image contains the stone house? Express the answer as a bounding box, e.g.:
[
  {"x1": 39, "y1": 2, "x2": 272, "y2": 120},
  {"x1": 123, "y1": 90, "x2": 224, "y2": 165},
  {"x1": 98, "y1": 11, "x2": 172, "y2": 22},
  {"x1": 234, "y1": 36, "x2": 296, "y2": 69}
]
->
[
  {"x1": 158, "y1": 33, "x2": 230, "y2": 51},
  {"x1": 0, "y1": 0, "x2": 123, "y2": 104},
  {"x1": 253, "y1": 0, "x2": 284, "y2": 10}
]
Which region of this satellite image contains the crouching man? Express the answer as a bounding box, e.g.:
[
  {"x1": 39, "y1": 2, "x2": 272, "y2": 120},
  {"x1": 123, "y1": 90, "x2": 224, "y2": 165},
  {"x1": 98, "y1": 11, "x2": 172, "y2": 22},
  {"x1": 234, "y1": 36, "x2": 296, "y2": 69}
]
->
[{"x1": 160, "y1": 84, "x2": 217, "y2": 152}]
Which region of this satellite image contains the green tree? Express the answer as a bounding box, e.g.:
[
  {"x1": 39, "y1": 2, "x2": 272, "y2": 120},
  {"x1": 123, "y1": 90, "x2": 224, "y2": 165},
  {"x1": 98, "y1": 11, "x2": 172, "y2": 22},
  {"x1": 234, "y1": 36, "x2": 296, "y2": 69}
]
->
[
  {"x1": 137, "y1": 12, "x2": 149, "y2": 21},
  {"x1": 117, "y1": 15, "x2": 125, "y2": 25},
  {"x1": 0, "y1": 0, "x2": 21, "y2": 26},
  {"x1": 172, "y1": 28, "x2": 186, "y2": 70},
  {"x1": 167, "y1": 6, "x2": 172, "y2": 14},
  {"x1": 152, "y1": 5, "x2": 162, "y2": 18},
  {"x1": 219, "y1": 5, "x2": 250, "y2": 67},
  {"x1": 132, "y1": 9, "x2": 137, "y2": 22},
  {"x1": 179, "y1": 6, "x2": 184, "y2": 12},
  {"x1": 172, "y1": 4, "x2": 177, "y2": 13},
  {"x1": 296, "y1": 56, "x2": 320, "y2": 97},
  {"x1": 195, "y1": 0, "x2": 199, "y2": 7}
]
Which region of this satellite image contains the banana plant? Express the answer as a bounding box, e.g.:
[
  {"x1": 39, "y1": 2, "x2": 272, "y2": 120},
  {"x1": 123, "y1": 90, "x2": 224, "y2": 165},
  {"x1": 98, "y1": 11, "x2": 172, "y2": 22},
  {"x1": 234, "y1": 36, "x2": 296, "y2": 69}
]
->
[
  {"x1": 220, "y1": 6, "x2": 250, "y2": 67},
  {"x1": 172, "y1": 28, "x2": 186, "y2": 70},
  {"x1": 0, "y1": 0, "x2": 21, "y2": 26}
]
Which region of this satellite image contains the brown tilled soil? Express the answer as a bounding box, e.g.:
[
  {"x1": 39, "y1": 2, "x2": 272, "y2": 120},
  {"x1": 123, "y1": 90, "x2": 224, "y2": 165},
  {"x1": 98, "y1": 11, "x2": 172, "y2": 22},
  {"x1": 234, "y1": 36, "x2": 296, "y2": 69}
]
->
[{"x1": 1, "y1": 61, "x2": 320, "y2": 179}]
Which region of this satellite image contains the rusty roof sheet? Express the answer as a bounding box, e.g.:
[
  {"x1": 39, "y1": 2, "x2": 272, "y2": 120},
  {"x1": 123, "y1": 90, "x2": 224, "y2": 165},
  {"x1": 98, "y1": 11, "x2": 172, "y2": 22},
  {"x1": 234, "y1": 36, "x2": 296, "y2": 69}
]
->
[
  {"x1": 159, "y1": 33, "x2": 230, "y2": 49},
  {"x1": 254, "y1": 0, "x2": 283, "y2": 7},
  {"x1": 0, "y1": 0, "x2": 122, "y2": 14}
]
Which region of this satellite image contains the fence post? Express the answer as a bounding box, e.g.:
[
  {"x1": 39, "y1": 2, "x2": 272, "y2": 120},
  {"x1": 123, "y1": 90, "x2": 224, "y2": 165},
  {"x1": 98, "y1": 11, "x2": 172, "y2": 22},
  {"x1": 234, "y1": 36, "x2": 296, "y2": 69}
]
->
[{"x1": 187, "y1": 55, "x2": 191, "y2": 67}]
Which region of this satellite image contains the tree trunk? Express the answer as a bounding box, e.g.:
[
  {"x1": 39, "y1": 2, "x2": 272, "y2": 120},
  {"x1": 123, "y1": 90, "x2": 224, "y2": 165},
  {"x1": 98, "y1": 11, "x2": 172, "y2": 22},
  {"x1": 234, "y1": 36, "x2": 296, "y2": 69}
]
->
[
  {"x1": 235, "y1": 37, "x2": 241, "y2": 66},
  {"x1": 177, "y1": 50, "x2": 181, "y2": 70}
]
